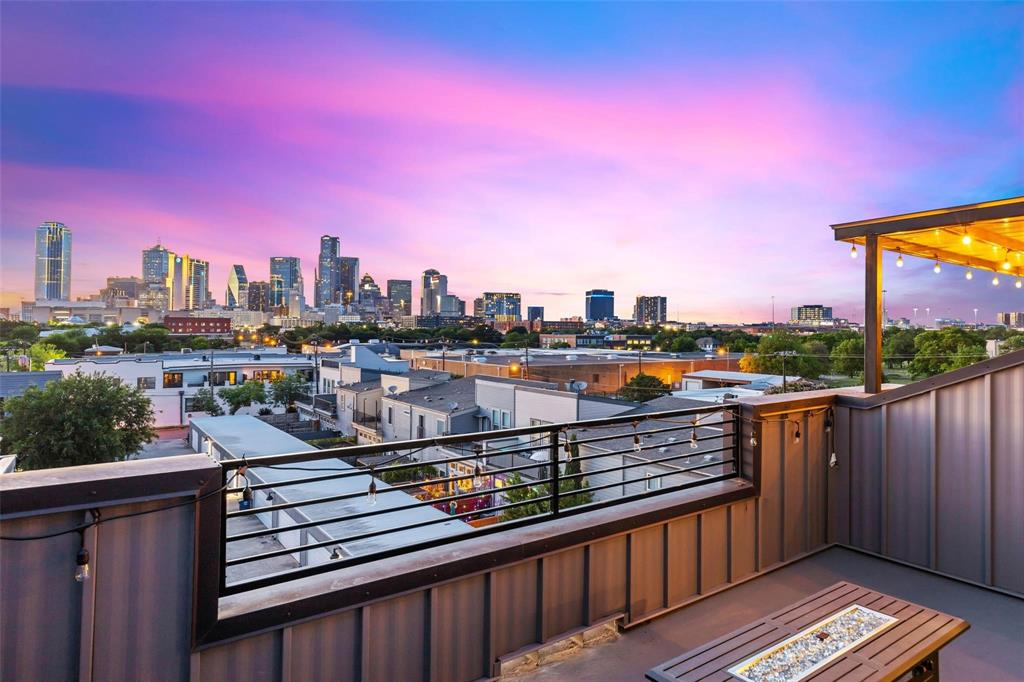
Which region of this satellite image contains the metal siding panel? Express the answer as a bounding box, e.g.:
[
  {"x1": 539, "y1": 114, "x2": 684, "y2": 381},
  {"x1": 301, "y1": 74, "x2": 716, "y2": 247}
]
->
[
  {"x1": 490, "y1": 561, "x2": 538, "y2": 657},
  {"x1": 666, "y1": 516, "x2": 699, "y2": 605},
  {"x1": 935, "y1": 378, "x2": 988, "y2": 583},
  {"x1": 588, "y1": 535, "x2": 627, "y2": 622},
  {"x1": 828, "y1": 406, "x2": 852, "y2": 545},
  {"x1": 200, "y1": 632, "x2": 281, "y2": 682},
  {"x1": 990, "y1": 365, "x2": 1024, "y2": 594},
  {"x1": 288, "y1": 609, "x2": 360, "y2": 682},
  {"x1": 0, "y1": 512, "x2": 82, "y2": 682},
  {"x1": 542, "y1": 547, "x2": 585, "y2": 640},
  {"x1": 92, "y1": 501, "x2": 193, "y2": 682},
  {"x1": 729, "y1": 499, "x2": 757, "y2": 581},
  {"x1": 806, "y1": 411, "x2": 827, "y2": 550},
  {"x1": 885, "y1": 395, "x2": 933, "y2": 567},
  {"x1": 363, "y1": 592, "x2": 426, "y2": 682},
  {"x1": 850, "y1": 410, "x2": 883, "y2": 553},
  {"x1": 431, "y1": 575, "x2": 486, "y2": 682},
  {"x1": 700, "y1": 507, "x2": 729, "y2": 593},
  {"x1": 628, "y1": 526, "x2": 664, "y2": 619},
  {"x1": 783, "y1": 415, "x2": 808, "y2": 560},
  {"x1": 757, "y1": 419, "x2": 784, "y2": 567}
]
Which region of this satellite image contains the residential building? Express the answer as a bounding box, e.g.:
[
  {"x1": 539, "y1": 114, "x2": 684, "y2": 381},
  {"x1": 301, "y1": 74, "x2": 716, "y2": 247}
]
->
[
  {"x1": 527, "y1": 306, "x2": 544, "y2": 323},
  {"x1": 315, "y1": 235, "x2": 342, "y2": 308},
  {"x1": 420, "y1": 269, "x2": 447, "y2": 315},
  {"x1": 34, "y1": 221, "x2": 72, "y2": 300},
  {"x1": 482, "y1": 292, "x2": 522, "y2": 322},
  {"x1": 585, "y1": 289, "x2": 614, "y2": 321},
  {"x1": 0, "y1": 371, "x2": 63, "y2": 413},
  {"x1": 270, "y1": 257, "x2": 303, "y2": 311},
  {"x1": 604, "y1": 334, "x2": 653, "y2": 350},
  {"x1": 679, "y1": 369, "x2": 794, "y2": 391},
  {"x1": 540, "y1": 318, "x2": 587, "y2": 332},
  {"x1": 539, "y1": 333, "x2": 606, "y2": 349},
  {"x1": 695, "y1": 336, "x2": 718, "y2": 353},
  {"x1": 996, "y1": 311, "x2": 1024, "y2": 328},
  {"x1": 634, "y1": 295, "x2": 667, "y2": 325},
  {"x1": 46, "y1": 348, "x2": 312, "y2": 427},
  {"x1": 225, "y1": 265, "x2": 248, "y2": 308},
  {"x1": 162, "y1": 316, "x2": 231, "y2": 336},
  {"x1": 790, "y1": 304, "x2": 834, "y2": 325},
  {"x1": 386, "y1": 279, "x2": 412, "y2": 316},
  {"x1": 247, "y1": 280, "x2": 271, "y2": 312},
  {"x1": 337, "y1": 369, "x2": 451, "y2": 440}
]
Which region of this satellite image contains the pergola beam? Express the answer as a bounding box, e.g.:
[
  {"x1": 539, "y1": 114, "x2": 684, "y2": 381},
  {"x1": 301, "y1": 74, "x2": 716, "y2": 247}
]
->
[{"x1": 831, "y1": 197, "x2": 1024, "y2": 241}]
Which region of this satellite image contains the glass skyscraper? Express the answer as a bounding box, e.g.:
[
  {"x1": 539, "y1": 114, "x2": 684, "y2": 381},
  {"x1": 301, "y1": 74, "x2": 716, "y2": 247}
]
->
[
  {"x1": 270, "y1": 256, "x2": 304, "y2": 310},
  {"x1": 387, "y1": 279, "x2": 412, "y2": 315},
  {"x1": 585, "y1": 289, "x2": 615, "y2": 321},
  {"x1": 226, "y1": 265, "x2": 248, "y2": 308},
  {"x1": 34, "y1": 221, "x2": 72, "y2": 300},
  {"x1": 315, "y1": 236, "x2": 341, "y2": 308},
  {"x1": 483, "y1": 292, "x2": 522, "y2": 322}
]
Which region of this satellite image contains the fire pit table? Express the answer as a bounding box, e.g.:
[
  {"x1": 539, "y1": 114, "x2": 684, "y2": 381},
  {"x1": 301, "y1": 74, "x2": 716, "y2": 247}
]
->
[{"x1": 646, "y1": 581, "x2": 968, "y2": 682}]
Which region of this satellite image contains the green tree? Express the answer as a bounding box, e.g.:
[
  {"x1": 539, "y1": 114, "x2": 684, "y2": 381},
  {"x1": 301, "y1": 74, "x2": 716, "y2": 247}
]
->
[
  {"x1": 830, "y1": 337, "x2": 864, "y2": 377},
  {"x1": 218, "y1": 380, "x2": 267, "y2": 414},
  {"x1": 270, "y1": 373, "x2": 309, "y2": 406},
  {"x1": 670, "y1": 336, "x2": 698, "y2": 352},
  {"x1": 27, "y1": 342, "x2": 66, "y2": 370},
  {"x1": 882, "y1": 329, "x2": 919, "y2": 368},
  {"x1": 619, "y1": 373, "x2": 669, "y2": 402},
  {"x1": 746, "y1": 332, "x2": 828, "y2": 379},
  {"x1": 1, "y1": 372, "x2": 156, "y2": 469},
  {"x1": 189, "y1": 387, "x2": 224, "y2": 416},
  {"x1": 4, "y1": 323, "x2": 40, "y2": 343},
  {"x1": 909, "y1": 328, "x2": 987, "y2": 378},
  {"x1": 999, "y1": 334, "x2": 1024, "y2": 355},
  {"x1": 499, "y1": 450, "x2": 593, "y2": 521}
]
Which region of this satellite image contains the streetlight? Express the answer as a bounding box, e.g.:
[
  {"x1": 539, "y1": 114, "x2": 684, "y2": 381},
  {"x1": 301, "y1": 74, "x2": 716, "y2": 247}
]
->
[{"x1": 307, "y1": 335, "x2": 322, "y2": 393}]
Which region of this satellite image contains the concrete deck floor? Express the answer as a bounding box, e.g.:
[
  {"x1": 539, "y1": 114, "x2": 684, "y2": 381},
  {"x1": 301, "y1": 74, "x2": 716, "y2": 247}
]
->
[
  {"x1": 225, "y1": 513, "x2": 300, "y2": 582},
  {"x1": 512, "y1": 547, "x2": 1024, "y2": 682}
]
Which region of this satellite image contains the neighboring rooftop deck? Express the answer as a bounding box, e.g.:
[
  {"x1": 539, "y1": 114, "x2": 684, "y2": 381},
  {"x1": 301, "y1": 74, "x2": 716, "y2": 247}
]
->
[{"x1": 511, "y1": 547, "x2": 1023, "y2": 682}]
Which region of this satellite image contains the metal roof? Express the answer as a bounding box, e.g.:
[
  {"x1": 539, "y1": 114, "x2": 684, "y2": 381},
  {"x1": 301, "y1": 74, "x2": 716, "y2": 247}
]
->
[{"x1": 0, "y1": 371, "x2": 63, "y2": 399}]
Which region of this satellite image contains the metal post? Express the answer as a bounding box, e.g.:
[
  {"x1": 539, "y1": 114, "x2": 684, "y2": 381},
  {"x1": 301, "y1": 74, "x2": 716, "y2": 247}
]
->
[
  {"x1": 865, "y1": 234, "x2": 883, "y2": 393},
  {"x1": 548, "y1": 430, "x2": 560, "y2": 516}
]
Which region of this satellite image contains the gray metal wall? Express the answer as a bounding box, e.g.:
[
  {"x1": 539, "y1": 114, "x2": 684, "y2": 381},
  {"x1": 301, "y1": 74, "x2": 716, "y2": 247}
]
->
[{"x1": 829, "y1": 363, "x2": 1024, "y2": 595}]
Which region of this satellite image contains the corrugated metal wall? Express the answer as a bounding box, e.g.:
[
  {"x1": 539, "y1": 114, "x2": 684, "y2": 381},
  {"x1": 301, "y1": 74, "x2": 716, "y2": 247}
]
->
[{"x1": 830, "y1": 363, "x2": 1024, "y2": 596}]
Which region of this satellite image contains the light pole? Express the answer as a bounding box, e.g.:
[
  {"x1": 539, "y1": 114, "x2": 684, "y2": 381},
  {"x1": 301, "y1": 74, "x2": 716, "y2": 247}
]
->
[{"x1": 778, "y1": 350, "x2": 797, "y2": 392}]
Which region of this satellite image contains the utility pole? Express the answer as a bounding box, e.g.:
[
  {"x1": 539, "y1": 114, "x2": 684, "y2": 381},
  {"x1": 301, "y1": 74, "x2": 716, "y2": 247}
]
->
[
  {"x1": 778, "y1": 350, "x2": 797, "y2": 393},
  {"x1": 771, "y1": 296, "x2": 775, "y2": 330}
]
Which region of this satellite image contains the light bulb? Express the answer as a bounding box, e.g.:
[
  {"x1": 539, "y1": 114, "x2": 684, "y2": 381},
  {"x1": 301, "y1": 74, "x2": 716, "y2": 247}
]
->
[
  {"x1": 850, "y1": 245, "x2": 858, "y2": 259},
  {"x1": 749, "y1": 433, "x2": 758, "y2": 448},
  {"x1": 690, "y1": 427, "x2": 699, "y2": 449},
  {"x1": 1003, "y1": 259, "x2": 1012, "y2": 271},
  {"x1": 241, "y1": 485, "x2": 253, "y2": 509},
  {"x1": 895, "y1": 253, "x2": 903, "y2": 267},
  {"x1": 633, "y1": 433, "x2": 642, "y2": 452},
  {"x1": 793, "y1": 423, "x2": 801, "y2": 443},
  {"x1": 1016, "y1": 278, "x2": 1022, "y2": 289},
  {"x1": 965, "y1": 270, "x2": 973, "y2": 280},
  {"x1": 992, "y1": 275, "x2": 1000, "y2": 286},
  {"x1": 962, "y1": 234, "x2": 972, "y2": 246},
  {"x1": 367, "y1": 479, "x2": 377, "y2": 505},
  {"x1": 473, "y1": 461, "x2": 483, "y2": 487},
  {"x1": 74, "y1": 547, "x2": 90, "y2": 583},
  {"x1": 933, "y1": 262, "x2": 941, "y2": 274}
]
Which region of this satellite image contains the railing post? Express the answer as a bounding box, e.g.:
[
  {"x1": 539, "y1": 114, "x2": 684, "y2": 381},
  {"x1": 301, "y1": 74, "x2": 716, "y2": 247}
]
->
[
  {"x1": 734, "y1": 410, "x2": 742, "y2": 479},
  {"x1": 549, "y1": 430, "x2": 560, "y2": 516}
]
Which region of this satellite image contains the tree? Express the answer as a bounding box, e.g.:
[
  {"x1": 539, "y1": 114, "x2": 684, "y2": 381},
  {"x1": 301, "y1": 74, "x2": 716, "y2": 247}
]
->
[
  {"x1": 218, "y1": 380, "x2": 267, "y2": 414},
  {"x1": 999, "y1": 334, "x2": 1024, "y2": 355},
  {"x1": 499, "y1": 441, "x2": 593, "y2": 522},
  {"x1": 909, "y1": 328, "x2": 987, "y2": 378},
  {"x1": 882, "y1": 329, "x2": 919, "y2": 368},
  {"x1": 2, "y1": 372, "x2": 156, "y2": 470},
  {"x1": 619, "y1": 373, "x2": 670, "y2": 402},
  {"x1": 745, "y1": 332, "x2": 828, "y2": 379},
  {"x1": 830, "y1": 337, "x2": 864, "y2": 377},
  {"x1": 27, "y1": 342, "x2": 66, "y2": 370},
  {"x1": 189, "y1": 387, "x2": 224, "y2": 416},
  {"x1": 270, "y1": 373, "x2": 309, "y2": 406}
]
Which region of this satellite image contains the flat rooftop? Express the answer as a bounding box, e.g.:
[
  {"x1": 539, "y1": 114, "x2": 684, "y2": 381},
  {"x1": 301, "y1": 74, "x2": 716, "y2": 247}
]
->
[
  {"x1": 424, "y1": 350, "x2": 743, "y2": 367},
  {"x1": 511, "y1": 547, "x2": 1023, "y2": 681}
]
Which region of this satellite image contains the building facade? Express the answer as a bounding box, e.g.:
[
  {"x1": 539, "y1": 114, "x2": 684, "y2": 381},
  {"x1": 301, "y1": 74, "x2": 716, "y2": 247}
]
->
[
  {"x1": 790, "y1": 304, "x2": 834, "y2": 325},
  {"x1": 270, "y1": 257, "x2": 304, "y2": 311},
  {"x1": 247, "y1": 281, "x2": 271, "y2": 312},
  {"x1": 387, "y1": 279, "x2": 412, "y2": 316},
  {"x1": 338, "y1": 256, "x2": 359, "y2": 305},
  {"x1": 482, "y1": 292, "x2": 522, "y2": 322},
  {"x1": 996, "y1": 312, "x2": 1024, "y2": 329},
  {"x1": 141, "y1": 243, "x2": 172, "y2": 310},
  {"x1": 421, "y1": 269, "x2": 448, "y2": 315},
  {"x1": 34, "y1": 221, "x2": 72, "y2": 300},
  {"x1": 527, "y1": 306, "x2": 544, "y2": 323},
  {"x1": 634, "y1": 296, "x2": 667, "y2": 325},
  {"x1": 163, "y1": 316, "x2": 231, "y2": 335},
  {"x1": 225, "y1": 265, "x2": 248, "y2": 309},
  {"x1": 585, "y1": 289, "x2": 614, "y2": 321}
]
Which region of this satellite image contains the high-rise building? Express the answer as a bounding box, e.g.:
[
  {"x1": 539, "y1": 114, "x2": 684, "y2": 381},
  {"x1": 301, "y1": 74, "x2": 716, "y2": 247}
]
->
[
  {"x1": 473, "y1": 297, "x2": 485, "y2": 318},
  {"x1": 527, "y1": 306, "x2": 545, "y2": 323},
  {"x1": 247, "y1": 281, "x2": 271, "y2": 312},
  {"x1": 441, "y1": 294, "x2": 465, "y2": 317},
  {"x1": 226, "y1": 265, "x2": 248, "y2": 308},
  {"x1": 359, "y1": 274, "x2": 382, "y2": 308},
  {"x1": 141, "y1": 243, "x2": 172, "y2": 310},
  {"x1": 634, "y1": 296, "x2": 667, "y2": 325},
  {"x1": 387, "y1": 279, "x2": 412, "y2": 316},
  {"x1": 482, "y1": 292, "x2": 522, "y2": 322},
  {"x1": 187, "y1": 258, "x2": 211, "y2": 310},
  {"x1": 996, "y1": 312, "x2": 1024, "y2": 329},
  {"x1": 791, "y1": 305, "x2": 834, "y2": 325},
  {"x1": 34, "y1": 221, "x2": 72, "y2": 300},
  {"x1": 315, "y1": 236, "x2": 342, "y2": 308},
  {"x1": 270, "y1": 257, "x2": 304, "y2": 311},
  {"x1": 421, "y1": 269, "x2": 448, "y2": 315},
  {"x1": 339, "y1": 256, "x2": 360, "y2": 305},
  {"x1": 585, "y1": 289, "x2": 614, "y2": 321},
  {"x1": 101, "y1": 276, "x2": 143, "y2": 305}
]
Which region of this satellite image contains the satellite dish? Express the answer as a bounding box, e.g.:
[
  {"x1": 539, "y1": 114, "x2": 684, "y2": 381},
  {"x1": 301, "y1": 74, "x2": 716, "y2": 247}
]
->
[
  {"x1": 567, "y1": 380, "x2": 589, "y2": 393},
  {"x1": 387, "y1": 385, "x2": 398, "y2": 394},
  {"x1": 529, "y1": 451, "x2": 548, "y2": 462},
  {"x1": 448, "y1": 401, "x2": 459, "y2": 411}
]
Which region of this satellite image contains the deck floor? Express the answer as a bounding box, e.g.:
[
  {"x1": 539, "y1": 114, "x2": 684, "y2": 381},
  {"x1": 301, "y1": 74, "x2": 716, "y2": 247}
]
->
[{"x1": 510, "y1": 547, "x2": 1024, "y2": 681}]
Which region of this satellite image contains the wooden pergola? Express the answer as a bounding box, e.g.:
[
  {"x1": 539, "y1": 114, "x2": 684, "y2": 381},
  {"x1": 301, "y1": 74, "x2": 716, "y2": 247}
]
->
[{"x1": 832, "y1": 196, "x2": 1024, "y2": 393}]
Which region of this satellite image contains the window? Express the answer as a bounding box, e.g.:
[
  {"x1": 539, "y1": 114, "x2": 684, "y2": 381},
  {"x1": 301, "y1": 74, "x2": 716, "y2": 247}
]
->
[
  {"x1": 645, "y1": 473, "x2": 662, "y2": 491},
  {"x1": 436, "y1": 419, "x2": 445, "y2": 435},
  {"x1": 137, "y1": 377, "x2": 156, "y2": 390},
  {"x1": 491, "y1": 409, "x2": 500, "y2": 429},
  {"x1": 387, "y1": 407, "x2": 393, "y2": 424},
  {"x1": 211, "y1": 371, "x2": 236, "y2": 386},
  {"x1": 529, "y1": 418, "x2": 551, "y2": 426},
  {"x1": 593, "y1": 373, "x2": 600, "y2": 384},
  {"x1": 163, "y1": 372, "x2": 183, "y2": 388},
  {"x1": 501, "y1": 410, "x2": 511, "y2": 428},
  {"x1": 252, "y1": 369, "x2": 284, "y2": 382}
]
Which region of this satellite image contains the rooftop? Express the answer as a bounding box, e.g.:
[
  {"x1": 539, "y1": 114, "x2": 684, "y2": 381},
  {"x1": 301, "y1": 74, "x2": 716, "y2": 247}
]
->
[
  {"x1": 0, "y1": 370, "x2": 63, "y2": 399},
  {"x1": 681, "y1": 369, "x2": 788, "y2": 385},
  {"x1": 382, "y1": 375, "x2": 479, "y2": 412}
]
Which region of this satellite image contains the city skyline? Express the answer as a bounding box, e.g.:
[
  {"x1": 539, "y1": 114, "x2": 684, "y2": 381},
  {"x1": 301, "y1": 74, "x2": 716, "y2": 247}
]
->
[{"x1": 1, "y1": 3, "x2": 1021, "y2": 321}]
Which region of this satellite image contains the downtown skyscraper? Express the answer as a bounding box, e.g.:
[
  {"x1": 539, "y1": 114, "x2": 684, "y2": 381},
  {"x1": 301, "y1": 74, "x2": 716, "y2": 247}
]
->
[
  {"x1": 141, "y1": 243, "x2": 211, "y2": 311},
  {"x1": 387, "y1": 279, "x2": 412, "y2": 316},
  {"x1": 226, "y1": 265, "x2": 249, "y2": 308},
  {"x1": 634, "y1": 295, "x2": 667, "y2": 324},
  {"x1": 315, "y1": 235, "x2": 342, "y2": 308},
  {"x1": 270, "y1": 256, "x2": 304, "y2": 312},
  {"x1": 34, "y1": 221, "x2": 72, "y2": 300},
  {"x1": 420, "y1": 269, "x2": 447, "y2": 315},
  {"x1": 482, "y1": 292, "x2": 522, "y2": 322}
]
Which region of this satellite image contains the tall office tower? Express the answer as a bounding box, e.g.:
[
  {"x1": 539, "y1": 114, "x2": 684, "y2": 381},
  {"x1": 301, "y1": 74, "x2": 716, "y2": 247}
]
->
[
  {"x1": 101, "y1": 276, "x2": 143, "y2": 305},
  {"x1": 141, "y1": 243, "x2": 173, "y2": 310},
  {"x1": 247, "y1": 281, "x2": 271, "y2": 312},
  {"x1": 315, "y1": 235, "x2": 342, "y2": 308},
  {"x1": 187, "y1": 258, "x2": 212, "y2": 309},
  {"x1": 387, "y1": 279, "x2": 413, "y2": 316},
  {"x1": 338, "y1": 256, "x2": 360, "y2": 305},
  {"x1": 483, "y1": 292, "x2": 522, "y2": 322},
  {"x1": 634, "y1": 296, "x2": 667, "y2": 325},
  {"x1": 226, "y1": 265, "x2": 249, "y2": 308},
  {"x1": 421, "y1": 269, "x2": 448, "y2": 315},
  {"x1": 473, "y1": 297, "x2": 485, "y2": 318},
  {"x1": 359, "y1": 274, "x2": 382, "y2": 308},
  {"x1": 440, "y1": 294, "x2": 465, "y2": 317},
  {"x1": 270, "y1": 257, "x2": 303, "y2": 310},
  {"x1": 585, "y1": 289, "x2": 615, "y2": 321},
  {"x1": 527, "y1": 306, "x2": 545, "y2": 323},
  {"x1": 34, "y1": 221, "x2": 72, "y2": 300}
]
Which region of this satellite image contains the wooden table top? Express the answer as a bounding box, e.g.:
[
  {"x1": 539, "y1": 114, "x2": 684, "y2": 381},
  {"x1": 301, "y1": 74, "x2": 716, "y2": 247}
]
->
[{"x1": 646, "y1": 581, "x2": 969, "y2": 682}]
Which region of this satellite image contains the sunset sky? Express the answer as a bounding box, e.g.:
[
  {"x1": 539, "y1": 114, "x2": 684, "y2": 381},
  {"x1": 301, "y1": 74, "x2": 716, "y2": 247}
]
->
[{"x1": 1, "y1": 2, "x2": 1021, "y2": 323}]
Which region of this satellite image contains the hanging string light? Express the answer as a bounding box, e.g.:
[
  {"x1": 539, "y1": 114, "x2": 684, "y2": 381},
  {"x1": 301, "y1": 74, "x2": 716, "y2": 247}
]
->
[
  {"x1": 965, "y1": 269, "x2": 973, "y2": 280},
  {"x1": 895, "y1": 251, "x2": 904, "y2": 268},
  {"x1": 1002, "y1": 250, "x2": 1012, "y2": 271},
  {"x1": 367, "y1": 478, "x2": 378, "y2": 505},
  {"x1": 74, "y1": 527, "x2": 91, "y2": 583},
  {"x1": 793, "y1": 421, "x2": 802, "y2": 444},
  {"x1": 690, "y1": 426, "x2": 699, "y2": 449},
  {"x1": 849, "y1": 245, "x2": 858, "y2": 259},
  {"x1": 472, "y1": 443, "x2": 484, "y2": 487},
  {"x1": 961, "y1": 232, "x2": 972, "y2": 246},
  {"x1": 933, "y1": 261, "x2": 941, "y2": 274},
  {"x1": 1016, "y1": 274, "x2": 1022, "y2": 289},
  {"x1": 992, "y1": 275, "x2": 1000, "y2": 286},
  {"x1": 749, "y1": 428, "x2": 758, "y2": 448}
]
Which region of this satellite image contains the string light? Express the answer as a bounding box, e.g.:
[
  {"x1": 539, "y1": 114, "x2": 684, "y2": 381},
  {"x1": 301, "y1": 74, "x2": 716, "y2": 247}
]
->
[
  {"x1": 1003, "y1": 251, "x2": 1012, "y2": 270},
  {"x1": 793, "y1": 421, "x2": 802, "y2": 444},
  {"x1": 965, "y1": 269, "x2": 973, "y2": 280},
  {"x1": 367, "y1": 478, "x2": 377, "y2": 505},
  {"x1": 1016, "y1": 277, "x2": 1022, "y2": 289},
  {"x1": 850, "y1": 245, "x2": 858, "y2": 259},
  {"x1": 75, "y1": 546, "x2": 91, "y2": 582},
  {"x1": 749, "y1": 430, "x2": 758, "y2": 448},
  {"x1": 992, "y1": 275, "x2": 1000, "y2": 286},
  {"x1": 895, "y1": 251, "x2": 904, "y2": 267},
  {"x1": 961, "y1": 233, "x2": 972, "y2": 246},
  {"x1": 633, "y1": 433, "x2": 642, "y2": 452},
  {"x1": 933, "y1": 261, "x2": 941, "y2": 274},
  {"x1": 690, "y1": 427, "x2": 699, "y2": 449}
]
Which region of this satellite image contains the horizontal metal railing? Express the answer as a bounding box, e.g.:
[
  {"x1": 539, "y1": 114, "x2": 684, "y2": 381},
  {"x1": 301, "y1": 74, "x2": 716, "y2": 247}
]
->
[{"x1": 218, "y1": 404, "x2": 740, "y2": 596}]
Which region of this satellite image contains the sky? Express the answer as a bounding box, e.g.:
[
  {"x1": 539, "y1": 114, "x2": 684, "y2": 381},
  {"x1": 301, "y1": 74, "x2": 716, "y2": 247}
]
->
[{"x1": 1, "y1": 2, "x2": 1021, "y2": 323}]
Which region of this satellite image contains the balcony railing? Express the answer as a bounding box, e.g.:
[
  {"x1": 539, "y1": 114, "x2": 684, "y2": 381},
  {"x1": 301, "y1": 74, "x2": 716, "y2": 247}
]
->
[
  {"x1": 217, "y1": 403, "x2": 739, "y2": 596},
  {"x1": 352, "y1": 411, "x2": 378, "y2": 426}
]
